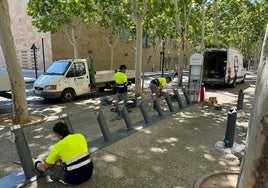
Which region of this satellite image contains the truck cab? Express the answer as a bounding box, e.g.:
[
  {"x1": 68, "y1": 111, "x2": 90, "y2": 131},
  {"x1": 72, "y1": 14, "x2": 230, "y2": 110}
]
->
[
  {"x1": 33, "y1": 59, "x2": 135, "y2": 102},
  {"x1": 34, "y1": 59, "x2": 90, "y2": 102}
]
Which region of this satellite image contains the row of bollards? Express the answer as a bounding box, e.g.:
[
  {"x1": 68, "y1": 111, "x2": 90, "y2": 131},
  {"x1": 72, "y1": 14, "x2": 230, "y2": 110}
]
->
[
  {"x1": 223, "y1": 89, "x2": 244, "y2": 148},
  {"x1": 9, "y1": 87, "x2": 191, "y2": 181}
]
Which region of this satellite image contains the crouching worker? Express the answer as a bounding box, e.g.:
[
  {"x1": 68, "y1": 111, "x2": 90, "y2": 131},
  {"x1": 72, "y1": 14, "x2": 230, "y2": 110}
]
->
[
  {"x1": 35, "y1": 122, "x2": 94, "y2": 185},
  {"x1": 149, "y1": 76, "x2": 172, "y2": 109}
]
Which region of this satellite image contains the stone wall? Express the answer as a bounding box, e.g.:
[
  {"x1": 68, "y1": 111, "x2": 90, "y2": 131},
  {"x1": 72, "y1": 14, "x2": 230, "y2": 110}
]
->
[
  {"x1": 51, "y1": 24, "x2": 178, "y2": 71},
  {"x1": 0, "y1": 0, "x2": 52, "y2": 70}
]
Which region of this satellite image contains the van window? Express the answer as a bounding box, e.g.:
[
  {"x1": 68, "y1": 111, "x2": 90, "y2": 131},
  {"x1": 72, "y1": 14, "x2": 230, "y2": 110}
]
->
[
  {"x1": 66, "y1": 62, "x2": 86, "y2": 77},
  {"x1": 45, "y1": 61, "x2": 70, "y2": 75}
]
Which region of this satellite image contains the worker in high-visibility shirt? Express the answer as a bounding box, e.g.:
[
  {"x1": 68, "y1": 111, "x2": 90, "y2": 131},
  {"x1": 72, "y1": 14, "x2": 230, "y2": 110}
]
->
[
  {"x1": 149, "y1": 76, "x2": 172, "y2": 109},
  {"x1": 113, "y1": 64, "x2": 131, "y2": 120},
  {"x1": 35, "y1": 122, "x2": 94, "y2": 185}
]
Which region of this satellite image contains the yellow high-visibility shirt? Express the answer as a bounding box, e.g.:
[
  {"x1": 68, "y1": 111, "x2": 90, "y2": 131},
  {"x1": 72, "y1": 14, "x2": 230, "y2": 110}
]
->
[
  {"x1": 114, "y1": 71, "x2": 127, "y2": 84},
  {"x1": 158, "y1": 77, "x2": 167, "y2": 87},
  {"x1": 46, "y1": 134, "x2": 88, "y2": 164}
]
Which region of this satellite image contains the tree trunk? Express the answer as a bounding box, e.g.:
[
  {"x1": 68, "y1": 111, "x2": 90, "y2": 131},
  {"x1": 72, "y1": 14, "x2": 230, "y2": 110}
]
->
[
  {"x1": 0, "y1": 0, "x2": 30, "y2": 124},
  {"x1": 237, "y1": 23, "x2": 268, "y2": 188},
  {"x1": 214, "y1": 0, "x2": 219, "y2": 48},
  {"x1": 201, "y1": 2, "x2": 206, "y2": 51},
  {"x1": 134, "y1": 17, "x2": 143, "y2": 96},
  {"x1": 71, "y1": 26, "x2": 78, "y2": 58}
]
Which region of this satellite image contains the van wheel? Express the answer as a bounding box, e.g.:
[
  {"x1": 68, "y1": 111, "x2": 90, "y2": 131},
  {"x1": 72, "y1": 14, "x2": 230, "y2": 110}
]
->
[
  {"x1": 61, "y1": 89, "x2": 76, "y2": 102},
  {"x1": 241, "y1": 75, "x2": 246, "y2": 83}
]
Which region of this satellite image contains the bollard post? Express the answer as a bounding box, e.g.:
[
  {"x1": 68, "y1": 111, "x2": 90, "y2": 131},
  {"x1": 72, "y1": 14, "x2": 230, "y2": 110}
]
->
[
  {"x1": 151, "y1": 93, "x2": 164, "y2": 117},
  {"x1": 137, "y1": 97, "x2": 150, "y2": 124},
  {"x1": 94, "y1": 106, "x2": 112, "y2": 142},
  {"x1": 173, "y1": 89, "x2": 184, "y2": 108},
  {"x1": 223, "y1": 107, "x2": 237, "y2": 148},
  {"x1": 165, "y1": 93, "x2": 175, "y2": 112},
  {"x1": 59, "y1": 113, "x2": 74, "y2": 133},
  {"x1": 119, "y1": 101, "x2": 134, "y2": 131},
  {"x1": 182, "y1": 88, "x2": 191, "y2": 105},
  {"x1": 10, "y1": 125, "x2": 36, "y2": 180},
  {"x1": 237, "y1": 89, "x2": 244, "y2": 110}
]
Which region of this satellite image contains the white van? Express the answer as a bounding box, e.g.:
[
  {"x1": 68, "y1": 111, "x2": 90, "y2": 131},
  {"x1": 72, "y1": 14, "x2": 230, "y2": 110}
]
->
[
  {"x1": 202, "y1": 47, "x2": 246, "y2": 87},
  {"x1": 33, "y1": 59, "x2": 135, "y2": 102},
  {"x1": 0, "y1": 69, "x2": 11, "y2": 98}
]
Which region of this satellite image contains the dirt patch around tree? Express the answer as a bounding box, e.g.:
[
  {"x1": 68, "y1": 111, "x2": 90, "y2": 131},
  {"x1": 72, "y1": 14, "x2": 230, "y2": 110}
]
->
[
  {"x1": 195, "y1": 171, "x2": 239, "y2": 188},
  {"x1": 0, "y1": 114, "x2": 46, "y2": 127}
]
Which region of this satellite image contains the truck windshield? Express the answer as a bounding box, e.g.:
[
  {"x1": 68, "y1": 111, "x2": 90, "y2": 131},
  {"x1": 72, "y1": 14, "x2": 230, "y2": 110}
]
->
[{"x1": 44, "y1": 61, "x2": 71, "y2": 75}]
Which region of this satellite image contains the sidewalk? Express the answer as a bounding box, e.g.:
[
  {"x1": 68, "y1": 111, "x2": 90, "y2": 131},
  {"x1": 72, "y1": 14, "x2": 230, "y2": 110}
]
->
[
  {"x1": 21, "y1": 86, "x2": 252, "y2": 188},
  {"x1": 0, "y1": 69, "x2": 254, "y2": 188}
]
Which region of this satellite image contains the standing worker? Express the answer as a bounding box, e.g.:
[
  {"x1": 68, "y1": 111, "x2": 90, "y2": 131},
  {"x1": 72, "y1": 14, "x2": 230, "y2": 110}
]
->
[
  {"x1": 173, "y1": 66, "x2": 179, "y2": 78},
  {"x1": 149, "y1": 76, "x2": 172, "y2": 108},
  {"x1": 35, "y1": 122, "x2": 94, "y2": 185},
  {"x1": 113, "y1": 64, "x2": 131, "y2": 120}
]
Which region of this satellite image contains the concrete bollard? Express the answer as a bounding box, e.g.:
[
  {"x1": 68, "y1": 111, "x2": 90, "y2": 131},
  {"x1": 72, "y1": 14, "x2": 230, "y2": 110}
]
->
[
  {"x1": 237, "y1": 89, "x2": 244, "y2": 110},
  {"x1": 165, "y1": 93, "x2": 175, "y2": 112},
  {"x1": 182, "y1": 88, "x2": 191, "y2": 105},
  {"x1": 136, "y1": 97, "x2": 150, "y2": 124},
  {"x1": 151, "y1": 93, "x2": 164, "y2": 117},
  {"x1": 59, "y1": 113, "x2": 74, "y2": 133},
  {"x1": 94, "y1": 106, "x2": 112, "y2": 142},
  {"x1": 223, "y1": 107, "x2": 237, "y2": 148},
  {"x1": 173, "y1": 89, "x2": 184, "y2": 108},
  {"x1": 119, "y1": 101, "x2": 134, "y2": 131},
  {"x1": 10, "y1": 125, "x2": 36, "y2": 180}
]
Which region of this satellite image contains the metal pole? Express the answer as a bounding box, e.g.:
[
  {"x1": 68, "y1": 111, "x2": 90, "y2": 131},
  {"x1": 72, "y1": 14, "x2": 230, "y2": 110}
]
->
[
  {"x1": 182, "y1": 88, "x2": 191, "y2": 105},
  {"x1": 42, "y1": 38, "x2": 46, "y2": 72},
  {"x1": 33, "y1": 48, "x2": 37, "y2": 79},
  {"x1": 59, "y1": 113, "x2": 74, "y2": 133},
  {"x1": 165, "y1": 93, "x2": 175, "y2": 112},
  {"x1": 223, "y1": 107, "x2": 237, "y2": 148},
  {"x1": 237, "y1": 89, "x2": 244, "y2": 110},
  {"x1": 119, "y1": 101, "x2": 134, "y2": 131},
  {"x1": 94, "y1": 106, "x2": 112, "y2": 142},
  {"x1": 10, "y1": 125, "x2": 36, "y2": 180},
  {"x1": 136, "y1": 97, "x2": 150, "y2": 124},
  {"x1": 173, "y1": 89, "x2": 184, "y2": 108},
  {"x1": 152, "y1": 93, "x2": 164, "y2": 117}
]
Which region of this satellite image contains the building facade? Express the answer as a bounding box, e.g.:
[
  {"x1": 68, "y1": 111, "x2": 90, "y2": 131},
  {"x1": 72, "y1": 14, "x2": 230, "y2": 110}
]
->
[
  {"x1": 0, "y1": 0, "x2": 52, "y2": 71},
  {"x1": 1, "y1": 1, "x2": 180, "y2": 72}
]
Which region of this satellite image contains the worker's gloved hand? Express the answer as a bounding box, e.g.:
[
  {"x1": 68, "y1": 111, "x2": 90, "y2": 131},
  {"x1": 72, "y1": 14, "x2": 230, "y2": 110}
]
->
[
  {"x1": 127, "y1": 81, "x2": 132, "y2": 86},
  {"x1": 34, "y1": 161, "x2": 42, "y2": 170}
]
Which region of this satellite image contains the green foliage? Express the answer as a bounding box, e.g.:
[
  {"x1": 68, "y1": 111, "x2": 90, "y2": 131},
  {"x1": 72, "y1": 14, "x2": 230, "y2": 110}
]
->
[
  {"x1": 27, "y1": 0, "x2": 267, "y2": 59},
  {"x1": 27, "y1": 0, "x2": 97, "y2": 33}
]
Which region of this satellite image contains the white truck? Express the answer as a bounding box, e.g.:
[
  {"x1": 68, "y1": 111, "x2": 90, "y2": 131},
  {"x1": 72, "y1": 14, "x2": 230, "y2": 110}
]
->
[
  {"x1": 0, "y1": 69, "x2": 12, "y2": 99},
  {"x1": 202, "y1": 47, "x2": 246, "y2": 87},
  {"x1": 33, "y1": 59, "x2": 135, "y2": 102}
]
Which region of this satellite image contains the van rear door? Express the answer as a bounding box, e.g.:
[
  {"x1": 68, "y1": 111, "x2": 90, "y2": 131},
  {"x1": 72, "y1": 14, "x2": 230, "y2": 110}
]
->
[{"x1": 202, "y1": 49, "x2": 227, "y2": 85}]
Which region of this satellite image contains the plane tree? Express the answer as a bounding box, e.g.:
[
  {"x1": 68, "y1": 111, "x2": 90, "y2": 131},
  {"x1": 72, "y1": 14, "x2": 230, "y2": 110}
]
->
[
  {"x1": 237, "y1": 22, "x2": 268, "y2": 188},
  {"x1": 0, "y1": 0, "x2": 30, "y2": 124}
]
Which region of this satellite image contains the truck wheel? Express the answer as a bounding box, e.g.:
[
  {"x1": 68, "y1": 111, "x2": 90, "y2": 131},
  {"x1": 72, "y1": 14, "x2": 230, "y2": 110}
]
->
[
  {"x1": 61, "y1": 89, "x2": 76, "y2": 102},
  {"x1": 98, "y1": 87, "x2": 105, "y2": 92}
]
